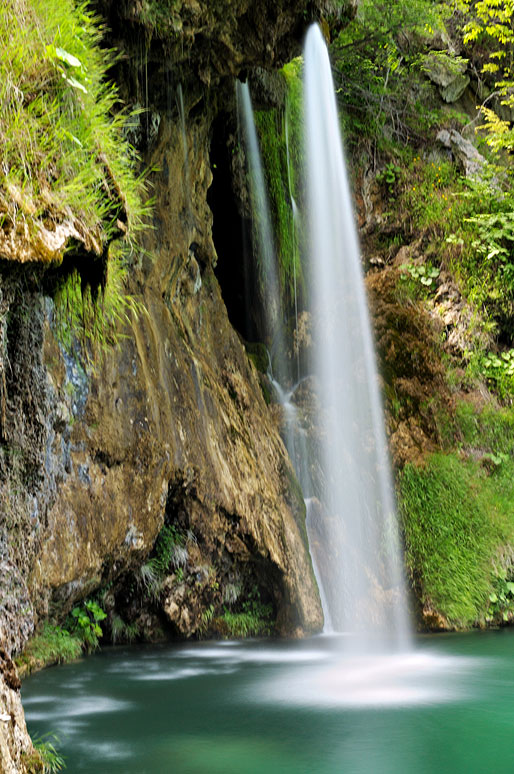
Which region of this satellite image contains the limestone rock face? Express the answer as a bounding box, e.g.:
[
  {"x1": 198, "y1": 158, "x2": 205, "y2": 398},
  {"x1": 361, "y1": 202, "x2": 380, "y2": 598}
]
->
[
  {"x1": 0, "y1": 648, "x2": 35, "y2": 774},
  {"x1": 437, "y1": 129, "x2": 486, "y2": 178},
  {"x1": 27, "y1": 113, "x2": 322, "y2": 636},
  {"x1": 102, "y1": 0, "x2": 315, "y2": 86}
]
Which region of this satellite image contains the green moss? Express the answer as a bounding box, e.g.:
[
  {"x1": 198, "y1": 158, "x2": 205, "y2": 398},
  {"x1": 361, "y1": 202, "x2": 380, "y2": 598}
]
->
[
  {"x1": 399, "y1": 452, "x2": 514, "y2": 627},
  {"x1": 254, "y1": 60, "x2": 304, "y2": 312},
  {"x1": 16, "y1": 623, "x2": 82, "y2": 677},
  {"x1": 245, "y1": 341, "x2": 269, "y2": 373}
]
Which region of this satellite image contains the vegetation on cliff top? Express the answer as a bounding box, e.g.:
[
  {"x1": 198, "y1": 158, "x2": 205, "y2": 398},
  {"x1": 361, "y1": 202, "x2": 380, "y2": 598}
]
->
[{"x1": 0, "y1": 0, "x2": 150, "y2": 265}]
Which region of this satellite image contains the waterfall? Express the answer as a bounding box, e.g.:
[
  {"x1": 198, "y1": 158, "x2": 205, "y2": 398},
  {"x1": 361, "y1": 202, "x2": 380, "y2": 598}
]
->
[
  {"x1": 238, "y1": 36, "x2": 409, "y2": 650},
  {"x1": 303, "y1": 24, "x2": 410, "y2": 650},
  {"x1": 236, "y1": 81, "x2": 287, "y2": 383}
]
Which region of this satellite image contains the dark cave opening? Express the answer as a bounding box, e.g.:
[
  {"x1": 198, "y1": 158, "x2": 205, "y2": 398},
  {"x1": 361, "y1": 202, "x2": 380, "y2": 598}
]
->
[{"x1": 208, "y1": 111, "x2": 265, "y2": 344}]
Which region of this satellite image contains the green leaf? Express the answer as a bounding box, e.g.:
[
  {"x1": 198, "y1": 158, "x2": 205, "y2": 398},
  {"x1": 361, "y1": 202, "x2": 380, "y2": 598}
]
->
[
  {"x1": 55, "y1": 46, "x2": 82, "y2": 68},
  {"x1": 63, "y1": 75, "x2": 87, "y2": 94},
  {"x1": 489, "y1": 592, "x2": 498, "y2": 603},
  {"x1": 507, "y1": 582, "x2": 514, "y2": 594}
]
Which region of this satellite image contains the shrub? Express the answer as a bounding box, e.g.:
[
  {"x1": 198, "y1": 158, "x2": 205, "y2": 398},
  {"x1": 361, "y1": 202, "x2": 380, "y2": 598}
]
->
[{"x1": 68, "y1": 600, "x2": 107, "y2": 651}]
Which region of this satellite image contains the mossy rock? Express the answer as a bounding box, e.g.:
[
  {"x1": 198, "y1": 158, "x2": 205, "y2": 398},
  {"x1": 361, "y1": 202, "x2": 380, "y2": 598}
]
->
[{"x1": 245, "y1": 341, "x2": 269, "y2": 374}]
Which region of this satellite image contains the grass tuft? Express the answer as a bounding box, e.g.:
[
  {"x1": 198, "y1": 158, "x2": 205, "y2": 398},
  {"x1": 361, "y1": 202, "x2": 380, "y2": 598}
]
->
[{"x1": 15, "y1": 623, "x2": 82, "y2": 677}]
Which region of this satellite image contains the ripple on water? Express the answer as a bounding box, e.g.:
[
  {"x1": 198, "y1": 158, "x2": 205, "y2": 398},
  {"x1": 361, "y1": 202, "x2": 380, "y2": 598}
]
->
[{"x1": 25, "y1": 696, "x2": 132, "y2": 722}]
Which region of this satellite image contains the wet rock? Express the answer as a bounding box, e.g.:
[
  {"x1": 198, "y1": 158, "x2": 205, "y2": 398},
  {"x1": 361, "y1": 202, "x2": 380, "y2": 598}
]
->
[{"x1": 0, "y1": 645, "x2": 35, "y2": 773}]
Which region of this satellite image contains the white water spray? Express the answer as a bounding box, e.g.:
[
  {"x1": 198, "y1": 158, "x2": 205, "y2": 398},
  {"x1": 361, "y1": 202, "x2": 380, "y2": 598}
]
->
[{"x1": 303, "y1": 25, "x2": 410, "y2": 649}]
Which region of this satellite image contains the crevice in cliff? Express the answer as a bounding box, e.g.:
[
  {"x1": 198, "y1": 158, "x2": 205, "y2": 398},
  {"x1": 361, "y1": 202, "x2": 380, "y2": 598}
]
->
[{"x1": 209, "y1": 111, "x2": 263, "y2": 344}]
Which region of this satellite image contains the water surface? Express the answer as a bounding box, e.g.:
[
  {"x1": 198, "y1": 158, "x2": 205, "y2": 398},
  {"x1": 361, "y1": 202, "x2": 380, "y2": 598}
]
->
[{"x1": 22, "y1": 630, "x2": 514, "y2": 773}]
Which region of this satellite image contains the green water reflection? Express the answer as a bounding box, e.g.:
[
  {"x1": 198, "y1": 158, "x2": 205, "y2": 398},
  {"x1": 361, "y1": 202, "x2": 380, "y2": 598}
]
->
[{"x1": 22, "y1": 631, "x2": 514, "y2": 773}]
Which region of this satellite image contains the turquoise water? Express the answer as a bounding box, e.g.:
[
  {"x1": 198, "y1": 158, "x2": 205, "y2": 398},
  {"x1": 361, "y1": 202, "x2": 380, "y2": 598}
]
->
[{"x1": 22, "y1": 631, "x2": 514, "y2": 773}]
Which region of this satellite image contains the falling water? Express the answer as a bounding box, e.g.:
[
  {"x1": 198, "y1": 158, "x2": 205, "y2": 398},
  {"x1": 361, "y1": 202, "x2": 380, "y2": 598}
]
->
[
  {"x1": 237, "y1": 80, "x2": 333, "y2": 617},
  {"x1": 236, "y1": 81, "x2": 286, "y2": 381},
  {"x1": 303, "y1": 24, "x2": 410, "y2": 650}
]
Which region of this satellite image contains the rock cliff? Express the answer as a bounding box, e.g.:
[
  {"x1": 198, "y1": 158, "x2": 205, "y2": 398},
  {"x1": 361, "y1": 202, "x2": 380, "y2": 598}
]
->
[{"x1": 0, "y1": 1, "x2": 327, "y2": 768}]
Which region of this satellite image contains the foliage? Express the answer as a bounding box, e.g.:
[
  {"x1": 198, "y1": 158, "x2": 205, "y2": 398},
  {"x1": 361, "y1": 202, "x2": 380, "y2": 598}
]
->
[
  {"x1": 330, "y1": 0, "x2": 450, "y2": 147},
  {"x1": 32, "y1": 734, "x2": 66, "y2": 773},
  {"x1": 138, "y1": 524, "x2": 190, "y2": 598},
  {"x1": 111, "y1": 614, "x2": 140, "y2": 644},
  {"x1": 390, "y1": 150, "x2": 514, "y2": 351},
  {"x1": 15, "y1": 623, "x2": 82, "y2": 676},
  {"x1": 199, "y1": 604, "x2": 215, "y2": 634},
  {"x1": 69, "y1": 600, "x2": 107, "y2": 651},
  {"x1": 487, "y1": 569, "x2": 514, "y2": 623},
  {"x1": 400, "y1": 261, "x2": 440, "y2": 288},
  {"x1": 399, "y1": 452, "x2": 514, "y2": 626},
  {"x1": 376, "y1": 162, "x2": 402, "y2": 195},
  {"x1": 463, "y1": 0, "x2": 514, "y2": 150},
  {"x1": 471, "y1": 348, "x2": 514, "y2": 396},
  {"x1": 401, "y1": 156, "x2": 465, "y2": 233},
  {"x1": 219, "y1": 587, "x2": 274, "y2": 638},
  {"x1": 0, "y1": 0, "x2": 150, "y2": 253}
]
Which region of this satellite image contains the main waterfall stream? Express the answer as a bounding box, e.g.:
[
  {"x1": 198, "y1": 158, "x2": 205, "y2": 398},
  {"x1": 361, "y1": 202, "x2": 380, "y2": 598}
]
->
[{"x1": 302, "y1": 24, "x2": 409, "y2": 646}]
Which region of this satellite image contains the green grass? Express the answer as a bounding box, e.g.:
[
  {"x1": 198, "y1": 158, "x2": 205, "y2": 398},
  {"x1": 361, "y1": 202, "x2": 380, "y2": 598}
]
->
[
  {"x1": 32, "y1": 734, "x2": 65, "y2": 773},
  {"x1": 218, "y1": 589, "x2": 274, "y2": 638},
  {"x1": 15, "y1": 623, "x2": 82, "y2": 677},
  {"x1": 399, "y1": 451, "x2": 514, "y2": 627},
  {"x1": 455, "y1": 401, "x2": 514, "y2": 454},
  {"x1": 53, "y1": 248, "x2": 145, "y2": 359},
  {"x1": 0, "y1": 0, "x2": 150, "y2": 261}
]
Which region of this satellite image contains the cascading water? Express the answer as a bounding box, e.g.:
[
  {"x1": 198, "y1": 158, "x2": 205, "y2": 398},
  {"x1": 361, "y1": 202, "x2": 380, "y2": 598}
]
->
[
  {"x1": 303, "y1": 24, "x2": 410, "y2": 650},
  {"x1": 237, "y1": 79, "x2": 334, "y2": 619},
  {"x1": 236, "y1": 81, "x2": 286, "y2": 381},
  {"x1": 238, "y1": 36, "x2": 409, "y2": 650}
]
